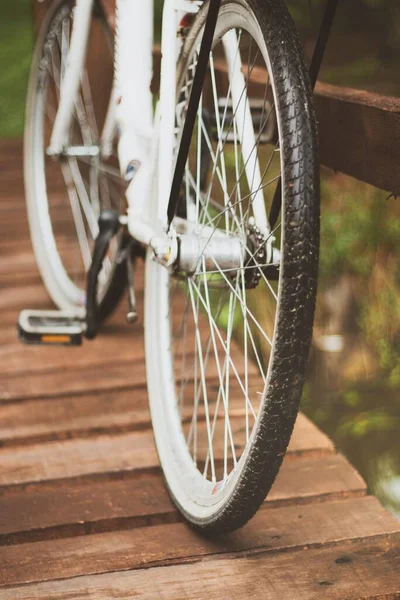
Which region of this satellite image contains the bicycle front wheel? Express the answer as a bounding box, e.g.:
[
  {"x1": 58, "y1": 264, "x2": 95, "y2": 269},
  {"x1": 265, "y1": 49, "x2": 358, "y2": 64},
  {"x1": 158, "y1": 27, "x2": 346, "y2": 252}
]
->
[{"x1": 146, "y1": 0, "x2": 320, "y2": 533}]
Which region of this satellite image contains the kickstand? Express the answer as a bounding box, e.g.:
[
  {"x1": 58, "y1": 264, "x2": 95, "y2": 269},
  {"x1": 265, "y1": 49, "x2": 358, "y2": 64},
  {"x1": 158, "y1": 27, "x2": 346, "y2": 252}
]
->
[{"x1": 126, "y1": 247, "x2": 138, "y2": 324}]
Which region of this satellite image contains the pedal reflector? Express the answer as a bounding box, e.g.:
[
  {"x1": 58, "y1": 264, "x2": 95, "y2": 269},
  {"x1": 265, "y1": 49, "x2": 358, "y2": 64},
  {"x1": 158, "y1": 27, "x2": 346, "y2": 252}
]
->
[{"x1": 18, "y1": 310, "x2": 84, "y2": 346}]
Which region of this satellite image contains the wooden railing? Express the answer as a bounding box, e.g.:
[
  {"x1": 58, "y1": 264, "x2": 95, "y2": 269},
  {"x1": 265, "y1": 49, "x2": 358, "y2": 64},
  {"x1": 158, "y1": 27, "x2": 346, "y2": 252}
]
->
[{"x1": 314, "y1": 83, "x2": 400, "y2": 194}]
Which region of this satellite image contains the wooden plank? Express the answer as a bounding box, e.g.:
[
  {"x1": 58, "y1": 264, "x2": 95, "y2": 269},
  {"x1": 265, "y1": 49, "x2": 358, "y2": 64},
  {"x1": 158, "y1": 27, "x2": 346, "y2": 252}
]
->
[
  {"x1": 0, "y1": 344, "x2": 255, "y2": 403},
  {"x1": 315, "y1": 82, "x2": 400, "y2": 195},
  {"x1": 0, "y1": 330, "x2": 145, "y2": 378},
  {"x1": 0, "y1": 199, "x2": 27, "y2": 214},
  {"x1": 0, "y1": 497, "x2": 398, "y2": 587},
  {"x1": 244, "y1": 60, "x2": 400, "y2": 193},
  {"x1": 0, "y1": 418, "x2": 336, "y2": 542},
  {"x1": 0, "y1": 359, "x2": 143, "y2": 403},
  {"x1": 0, "y1": 431, "x2": 159, "y2": 487},
  {"x1": 0, "y1": 284, "x2": 51, "y2": 314},
  {"x1": 0, "y1": 241, "x2": 119, "y2": 288},
  {"x1": 0, "y1": 390, "x2": 340, "y2": 485},
  {"x1": 0, "y1": 137, "x2": 21, "y2": 159},
  {"x1": 0, "y1": 212, "x2": 30, "y2": 243},
  {"x1": 0, "y1": 472, "x2": 175, "y2": 543},
  {"x1": 0, "y1": 377, "x2": 333, "y2": 457},
  {"x1": 288, "y1": 413, "x2": 335, "y2": 457},
  {"x1": 3, "y1": 533, "x2": 400, "y2": 598},
  {"x1": 268, "y1": 454, "x2": 365, "y2": 504},
  {"x1": 0, "y1": 240, "x2": 32, "y2": 258},
  {"x1": 0, "y1": 295, "x2": 222, "y2": 374},
  {"x1": 0, "y1": 445, "x2": 364, "y2": 507},
  {"x1": 0, "y1": 250, "x2": 41, "y2": 288},
  {"x1": 0, "y1": 387, "x2": 151, "y2": 445}
]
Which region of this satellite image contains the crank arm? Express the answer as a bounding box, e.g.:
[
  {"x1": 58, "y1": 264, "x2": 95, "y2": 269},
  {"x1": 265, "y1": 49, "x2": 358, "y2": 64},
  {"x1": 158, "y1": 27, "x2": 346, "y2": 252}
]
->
[{"x1": 86, "y1": 210, "x2": 120, "y2": 340}]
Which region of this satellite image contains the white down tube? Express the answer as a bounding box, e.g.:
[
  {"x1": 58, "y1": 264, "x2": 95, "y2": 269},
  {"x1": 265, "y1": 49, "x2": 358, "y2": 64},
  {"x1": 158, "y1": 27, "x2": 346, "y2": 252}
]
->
[{"x1": 115, "y1": 0, "x2": 155, "y2": 244}]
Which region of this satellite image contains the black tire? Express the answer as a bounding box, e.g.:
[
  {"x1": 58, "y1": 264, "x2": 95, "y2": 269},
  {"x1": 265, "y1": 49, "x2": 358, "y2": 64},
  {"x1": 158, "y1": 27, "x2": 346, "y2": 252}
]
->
[{"x1": 146, "y1": 0, "x2": 320, "y2": 534}]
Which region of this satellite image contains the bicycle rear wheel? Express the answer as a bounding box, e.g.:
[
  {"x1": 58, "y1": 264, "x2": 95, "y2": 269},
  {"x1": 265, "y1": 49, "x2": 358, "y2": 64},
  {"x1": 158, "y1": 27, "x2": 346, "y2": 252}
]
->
[
  {"x1": 24, "y1": 0, "x2": 126, "y2": 318},
  {"x1": 146, "y1": 0, "x2": 320, "y2": 533}
]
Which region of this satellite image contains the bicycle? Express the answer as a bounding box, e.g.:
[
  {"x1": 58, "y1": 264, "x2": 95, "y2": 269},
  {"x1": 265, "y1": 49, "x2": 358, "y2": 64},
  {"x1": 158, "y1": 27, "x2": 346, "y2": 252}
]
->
[{"x1": 19, "y1": 0, "x2": 325, "y2": 533}]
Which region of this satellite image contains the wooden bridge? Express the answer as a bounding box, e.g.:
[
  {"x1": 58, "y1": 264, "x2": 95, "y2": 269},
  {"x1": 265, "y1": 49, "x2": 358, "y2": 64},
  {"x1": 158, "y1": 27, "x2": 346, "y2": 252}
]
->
[{"x1": 0, "y1": 139, "x2": 399, "y2": 598}]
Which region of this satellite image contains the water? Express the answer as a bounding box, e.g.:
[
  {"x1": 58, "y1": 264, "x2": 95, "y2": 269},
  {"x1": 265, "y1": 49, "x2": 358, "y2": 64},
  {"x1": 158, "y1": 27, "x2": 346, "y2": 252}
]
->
[
  {"x1": 301, "y1": 170, "x2": 400, "y2": 519},
  {"x1": 304, "y1": 359, "x2": 400, "y2": 518}
]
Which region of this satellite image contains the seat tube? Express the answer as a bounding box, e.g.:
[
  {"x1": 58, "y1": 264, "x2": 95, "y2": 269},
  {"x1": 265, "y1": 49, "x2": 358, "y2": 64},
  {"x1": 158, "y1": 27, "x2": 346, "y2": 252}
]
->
[{"x1": 115, "y1": 0, "x2": 154, "y2": 180}]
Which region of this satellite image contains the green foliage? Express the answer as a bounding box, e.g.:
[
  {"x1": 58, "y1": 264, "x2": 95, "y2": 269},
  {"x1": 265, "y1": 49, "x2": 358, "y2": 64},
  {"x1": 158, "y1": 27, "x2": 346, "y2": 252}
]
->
[
  {"x1": 338, "y1": 409, "x2": 395, "y2": 439},
  {"x1": 361, "y1": 285, "x2": 400, "y2": 387},
  {"x1": 319, "y1": 172, "x2": 400, "y2": 382},
  {"x1": 321, "y1": 179, "x2": 382, "y2": 277},
  {"x1": 0, "y1": 0, "x2": 32, "y2": 137}
]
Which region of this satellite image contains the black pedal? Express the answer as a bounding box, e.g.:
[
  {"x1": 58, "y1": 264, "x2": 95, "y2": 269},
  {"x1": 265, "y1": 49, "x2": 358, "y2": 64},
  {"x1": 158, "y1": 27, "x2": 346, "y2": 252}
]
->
[{"x1": 18, "y1": 310, "x2": 84, "y2": 346}]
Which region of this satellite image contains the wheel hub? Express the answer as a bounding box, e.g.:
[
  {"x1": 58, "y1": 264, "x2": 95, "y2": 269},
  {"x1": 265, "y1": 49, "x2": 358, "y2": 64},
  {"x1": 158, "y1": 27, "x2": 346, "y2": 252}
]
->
[
  {"x1": 151, "y1": 219, "x2": 276, "y2": 287},
  {"x1": 176, "y1": 232, "x2": 244, "y2": 275}
]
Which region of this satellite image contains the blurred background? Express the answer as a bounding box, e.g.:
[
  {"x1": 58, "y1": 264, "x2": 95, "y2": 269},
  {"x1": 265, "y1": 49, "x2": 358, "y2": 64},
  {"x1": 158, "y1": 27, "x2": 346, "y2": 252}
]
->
[{"x1": 1, "y1": 0, "x2": 399, "y2": 517}]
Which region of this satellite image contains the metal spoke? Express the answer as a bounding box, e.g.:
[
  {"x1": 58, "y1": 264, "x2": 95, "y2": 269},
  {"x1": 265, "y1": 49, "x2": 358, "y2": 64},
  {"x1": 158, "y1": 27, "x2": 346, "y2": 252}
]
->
[
  {"x1": 189, "y1": 278, "x2": 257, "y2": 421},
  {"x1": 209, "y1": 53, "x2": 230, "y2": 232},
  {"x1": 188, "y1": 282, "x2": 216, "y2": 482},
  {"x1": 201, "y1": 258, "x2": 238, "y2": 474},
  {"x1": 209, "y1": 258, "x2": 273, "y2": 348},
  {"x1": 60, "y1": 163, "x2": 92, "y2": 271},
  {"x1": 169, "y1": 26, "x2": 284, "y2": 487},
  {"x1": 195, "y1": 107, "x2": 279, "y2": 269},
  {"x1": 67, "y1": 158, "x2": 99, "y2": 238},
  {"x1": 182, "y1": 289, "x2": 226, "y2": 421},
  {"x1": 223, "y1": 279, "x2": 240, "y2": 475},
  {"x1": 176, "y1": 288, "x2": 191, "y2": 415},
  {"x1": 196, "y1": 95, "x2": 203, "y2": 227}
]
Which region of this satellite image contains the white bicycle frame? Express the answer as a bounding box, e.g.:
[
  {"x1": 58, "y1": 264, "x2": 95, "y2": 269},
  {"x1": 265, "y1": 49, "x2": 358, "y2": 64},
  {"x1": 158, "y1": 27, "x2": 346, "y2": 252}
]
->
[{"x1": 47, "y1": 0, "x2": 268, "y2": 258}]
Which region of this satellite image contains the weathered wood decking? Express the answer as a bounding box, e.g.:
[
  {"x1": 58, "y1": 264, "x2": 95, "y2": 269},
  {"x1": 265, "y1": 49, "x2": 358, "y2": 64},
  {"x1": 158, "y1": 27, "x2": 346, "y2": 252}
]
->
[{"x1": 0, "y1": 140, "x2": 399, "y2": 599}]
